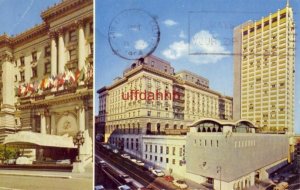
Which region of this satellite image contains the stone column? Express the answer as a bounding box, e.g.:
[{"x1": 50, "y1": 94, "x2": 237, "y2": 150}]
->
[
  {"x1": 78, "y1": 105, "x2": 86, "y2": 132},
  {"x1": 78, "y1": 20, "x2": 85, "y2": 70},
  {"x1": 1, "y1": 53, "x2": 14, "y2": 107},
  {"x1": 50, "y1": 32, "x2": 57, "y2": 76},
  {"x1": 40, "y1": 113, "x2": 46, "y2": 134},
  {"x1": 58, "y1": 29, "x2": 65, "y2": 74},
  {"x1": 50, "y1": 114, "x2": 56, "y2": 135}
]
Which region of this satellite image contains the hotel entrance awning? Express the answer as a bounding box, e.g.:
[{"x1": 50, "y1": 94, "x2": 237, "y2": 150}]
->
[{"x1": 3, "y1": 131, "x2": 76, "y2": 149}]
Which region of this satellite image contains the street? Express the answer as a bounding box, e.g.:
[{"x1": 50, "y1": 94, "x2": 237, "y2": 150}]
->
[{"x1": 95, "y1": 142, "x2": 178, "y2": 190}]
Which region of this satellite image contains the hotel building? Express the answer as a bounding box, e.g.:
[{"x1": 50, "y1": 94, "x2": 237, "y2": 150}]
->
[
  {"x1": 0, "y1": 0, "x2": 93, "y2": 166},
  {"x1": 98, "y1": 55, "x2": 233, "y2": 142},
  {"x1": 233, "y1": 3, "x2": 295, "y2": 133}
]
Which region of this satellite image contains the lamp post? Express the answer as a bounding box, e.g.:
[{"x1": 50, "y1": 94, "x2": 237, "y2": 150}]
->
[
  {"x1": 217, "y1": 166, "x2": 222, "y2": 190},
  {"x1": 73, "y1": 131, "x2": 85, "y2": 162}
]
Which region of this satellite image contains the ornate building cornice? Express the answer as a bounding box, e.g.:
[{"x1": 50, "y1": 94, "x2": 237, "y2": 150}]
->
[
  {"x1": 0, "y1": 34, "x2": 12, "y2": 49},
  {"x1": 41, "y1": 0, "x2": 93, "y2": 23},
  {"x1": 12, "y1": 23, "x2": 49, "y2": 47}
]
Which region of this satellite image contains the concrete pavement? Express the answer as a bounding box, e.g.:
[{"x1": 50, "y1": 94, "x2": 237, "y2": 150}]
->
[{"x1": 0, "y1": 163, "x2": 93, "y2": 190}]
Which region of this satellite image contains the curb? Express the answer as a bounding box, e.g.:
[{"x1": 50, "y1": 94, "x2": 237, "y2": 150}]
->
[{"x1": 0, "y1": 173, "x2": 72, "y2": 179}]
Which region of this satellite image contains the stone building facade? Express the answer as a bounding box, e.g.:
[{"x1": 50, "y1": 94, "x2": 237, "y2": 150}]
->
[{"x1": 0, "y1": 0, "x2": 93, "y2": 164}]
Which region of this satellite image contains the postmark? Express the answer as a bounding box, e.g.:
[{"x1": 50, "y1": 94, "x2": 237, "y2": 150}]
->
[{"x1": 108, "y1": 9, "x2": 160, "y2": 60}]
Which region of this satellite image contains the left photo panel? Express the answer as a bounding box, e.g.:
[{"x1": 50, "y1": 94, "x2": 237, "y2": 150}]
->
[{"x1": 0, "y1": 0, "x2": 94, "y2": 189}]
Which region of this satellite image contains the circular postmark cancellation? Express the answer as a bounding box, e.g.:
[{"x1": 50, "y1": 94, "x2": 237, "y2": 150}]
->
[{"x1": 108, "y1": 9, "x2": 160, "y2": 60}]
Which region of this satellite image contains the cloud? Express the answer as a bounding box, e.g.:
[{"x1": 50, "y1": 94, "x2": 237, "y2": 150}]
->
[
  {"x1": 114, "y1": 32, "x2": 123, "y2": 37},
  {"x1": 163, "y1": 19, "x2": 178, "y2": 26},
  {"x1": 179, "y1": 30, "x2": 186, "y2": 39},
  {"x1": 134, "y1": 39, "x2": 148, "y2": 50},
  {"x1": 162, "y1": 41, "x2": 188, "y2": 60},
  {"x1": 162, "y1": 30, "x2": 229, "y2": 64}
]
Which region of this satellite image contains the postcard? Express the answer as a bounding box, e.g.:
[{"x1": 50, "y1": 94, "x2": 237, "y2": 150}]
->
[
  {"x1": 95, "y1": 0, "x2": 300, "y2": 190},
  {"x1": 0, "y1": 0, "x2": 93, "y2": 189}
]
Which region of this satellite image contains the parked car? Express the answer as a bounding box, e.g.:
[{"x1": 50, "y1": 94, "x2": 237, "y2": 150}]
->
[
  {"x1": 164, "y1": 175, "x2": 174, "y2": 182},
  {"x1": 151, "y1": 169, "x2": 165, "y2": 177},
  {"x1": 4, "y1": 159, "x2": 16, "y2": 165},
  {"x1": 173, "y1": 179, "x2": 188, "y2": 189},
  {"x1": 118, "y1": 185, "x2": 131, "y2": 190},
  {"x1": 95, "y1": 185, "x2": 105, "y2": 190},
  {"x1": 119, "y1": 174, "x2": 133, "y2": 184},
  {"x1": 113, "y1": 149, "x2": 119, "y2": 154},
  {"x1": 121, "y1": 154, "x2": 131, "y2": 159},
  {"x1": 130, "y1": 158, "x2": 137, "y2": 163},
  {"x1": 135, "y1": 160, "x2": 145, "y2": 166}
]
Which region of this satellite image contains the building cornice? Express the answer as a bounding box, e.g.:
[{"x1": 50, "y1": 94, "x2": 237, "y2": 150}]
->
[
  {"x1": 41, "y1": 0, "x2": 93, "y2": 23},
  {"x1": 105, "y1": 64, "x2": 233, "y2": 100},
  {"x1": 0, "y1": 34, "x2": 12, "y2": 49},
  {"x1": 12, "y1": 23, "x2": 49, "y2": 48}
]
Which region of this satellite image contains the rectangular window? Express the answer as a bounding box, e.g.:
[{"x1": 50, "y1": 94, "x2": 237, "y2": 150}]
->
[
  {"x1": 160, "y1": 157, "x2": 163, "y2": 162},
  {"x1": 90, "y1": 42, "x2": 93, "y2": 54},
  {"x1": 69, "y1": 30, "x2": 77, "y2": 42},
  {"x1": 20, "y1": 56, "x2": 25, "y2": 66},
  {"x1": 20, "y1": 71, "x2": 25, "y2": 82},
  {"x1": 166, "y1": 146, "x2": 169, "y2": 154},
  {"x1": 147, "y1": 111, "x2": 151, "y2": 116},
  {"x1": 44, "y1": 62, "x2": 51, "y2": 75},
  {"x1": 150, "y1": 155, "x2": 152, "y2": 160},
  {"x1": 166, "y1": 158, "x2": 169, "y2": 163},
  {"x1": 32, "y1": 67, "x2": 37, "y2": 78},
  {"x1": 69, "y1": 49, "x2": 77, "y2": 60},
  {"x1": 89, "y1": 22, "x2": 93, "y2": 34},
  {"x1": 32, "y1": 51, "x2": 37, "y2": 62},
  {"x1": 172, "y1": 147, "x2": 176, "y2": 155},
  {"x1": 155, "y1": 145, "x2": 157, "y2": 153},
  {"x1": 44, "y1": 46, "x2": 51, "y2": 57},
  {"x1": 160, "y1": 146, "x2": 163, "y2": 154},
  {"x1": 150, "y1": 145, "x2": 152, "y2": 153},
  {"x1": 154, "y1": 156, "x2": 157, "y2": 161},
  {"x1": 172, "y1": 159, "x2": 175, "y2": 165},
  {"x1": 145, "y1": 144, "x2": 148, "y2": 152}
]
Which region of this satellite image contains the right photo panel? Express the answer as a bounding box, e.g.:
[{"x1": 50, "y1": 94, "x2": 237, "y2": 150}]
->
[{"x1": 95, "y1": 1, "x2": 300, "y2": 190}]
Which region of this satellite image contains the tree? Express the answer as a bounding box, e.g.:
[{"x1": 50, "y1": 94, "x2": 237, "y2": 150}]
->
[{"x1": 0, "y1": 145, "x2": 19, "y2": 161}]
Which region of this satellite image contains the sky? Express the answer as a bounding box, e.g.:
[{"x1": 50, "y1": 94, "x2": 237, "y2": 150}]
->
[
  {"x1": 96, "y1": 0, "x2": 300, "y2": 134},
  {"x1": 0, "y1": 0, "x2": 60, "y2": 36}
]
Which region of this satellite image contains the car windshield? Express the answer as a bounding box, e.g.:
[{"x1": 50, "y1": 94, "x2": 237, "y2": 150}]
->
[
  {"x1": 155, "y1": 170, "x2": 161, "y2": 172},
  {"x1": 177, "y1": 180, "x2": 185, "y2": 184}
]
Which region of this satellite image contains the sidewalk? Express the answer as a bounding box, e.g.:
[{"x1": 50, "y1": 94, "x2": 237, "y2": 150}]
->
[{"x1": 0, "y1": 163, "x2": 93, "y2": 179}]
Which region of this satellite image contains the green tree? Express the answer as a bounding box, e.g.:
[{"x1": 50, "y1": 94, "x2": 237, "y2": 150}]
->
[{"x1": 0, "y1": 145, "x2": 19, "y2": 161}]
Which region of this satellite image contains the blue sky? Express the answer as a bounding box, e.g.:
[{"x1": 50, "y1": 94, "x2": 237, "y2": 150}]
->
[
  {"x1": 96, "y1": 0, "x2": 300, "y2": 134},
  {"x1": 0, "y1": 0, "x2": 60, "y2": 35}
]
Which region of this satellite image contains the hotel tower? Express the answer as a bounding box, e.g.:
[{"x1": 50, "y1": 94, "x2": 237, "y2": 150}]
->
[{"x1": 233, "y1": 2, "x2": 295, "y2": 133}]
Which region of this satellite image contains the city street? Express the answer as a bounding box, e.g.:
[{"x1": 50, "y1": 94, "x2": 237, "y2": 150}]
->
[
  {"x1": 0, "y1": 164, "x2": 93, "y2": 190},
  {"x1": 95, "y1": 142, "x2": 178, "y2": 190}
]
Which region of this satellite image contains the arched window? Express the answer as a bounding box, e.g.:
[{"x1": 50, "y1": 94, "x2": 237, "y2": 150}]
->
[
  {"x1": 157, "y1": 123, "x2": 161, "y2": 134},
  {"x1": 132, "y1": 123, "x2": 135, "y2": 134},
  {"x1": 146, "y1": 123, "x2": 151, "y2": 134}
]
